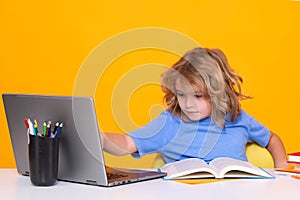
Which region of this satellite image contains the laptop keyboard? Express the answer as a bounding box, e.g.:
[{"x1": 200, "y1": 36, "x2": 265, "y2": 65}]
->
[{"x1": 107, "y1": 172, "x2": 128, "y2": 180}]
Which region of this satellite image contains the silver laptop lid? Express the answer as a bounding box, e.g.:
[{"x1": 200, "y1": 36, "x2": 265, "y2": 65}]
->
[{"x1": 2, "y1": 94, "x2": 108, "y2": 186}]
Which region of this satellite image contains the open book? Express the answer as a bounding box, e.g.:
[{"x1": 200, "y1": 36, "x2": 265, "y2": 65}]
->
[{"x1": 159, "y1": 157, "x2": 274, "y2": 180}]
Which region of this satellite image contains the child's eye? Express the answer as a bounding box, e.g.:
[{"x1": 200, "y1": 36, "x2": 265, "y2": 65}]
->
[
  {"x1": 195, "y1": 94, "x2": 203, "y2": 98},
  {"x1": 176, "y1": 93, "x2": 184, "y2": 97}
]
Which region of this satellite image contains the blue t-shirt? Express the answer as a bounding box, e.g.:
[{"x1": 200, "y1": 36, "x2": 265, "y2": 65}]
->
[{"x1": 128, "y1": 110, "x2": 270, "y2": 164}]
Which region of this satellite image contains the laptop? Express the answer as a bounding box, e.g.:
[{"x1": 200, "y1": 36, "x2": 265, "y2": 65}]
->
[{"x1": 2, "y1": 94, "x2": 166, "y2": 187}]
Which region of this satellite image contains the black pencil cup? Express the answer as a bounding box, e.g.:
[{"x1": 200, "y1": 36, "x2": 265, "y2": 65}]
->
[{"x1": 28, "y1": 134, "x2": 59, "y2": 186}]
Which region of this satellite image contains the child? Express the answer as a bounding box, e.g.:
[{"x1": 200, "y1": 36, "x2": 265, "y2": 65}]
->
[{"x1": 102, "y1": 47, "x2": 289, "y2": 168}]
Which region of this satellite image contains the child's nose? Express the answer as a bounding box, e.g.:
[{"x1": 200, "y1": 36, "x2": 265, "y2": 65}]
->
[{"x1": 185, "y1": 97, "x2": 196, "y2": 108}]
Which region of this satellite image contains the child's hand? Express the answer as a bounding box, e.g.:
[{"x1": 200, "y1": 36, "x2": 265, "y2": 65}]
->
[{"x1": 274, "y1": 161, "x2": 290, "y2": 168}]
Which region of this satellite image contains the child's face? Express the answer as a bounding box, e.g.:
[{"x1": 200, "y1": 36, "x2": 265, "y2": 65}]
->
[{"x1": 175, "y1": 78, "x2": 211, "y2": 121}]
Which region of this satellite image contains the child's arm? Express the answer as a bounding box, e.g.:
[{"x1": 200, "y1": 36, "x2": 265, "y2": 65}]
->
[
  {"x1": 100, "y1": 132, "x2": 137, "y2": 156},
  {"x1": 266, "y1": 131, "x2": 290, "y2": 168}
]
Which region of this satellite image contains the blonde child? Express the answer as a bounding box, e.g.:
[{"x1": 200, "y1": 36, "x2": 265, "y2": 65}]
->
[{"x1": 102, "y1": 47, "x2": 289, "y2": 168}]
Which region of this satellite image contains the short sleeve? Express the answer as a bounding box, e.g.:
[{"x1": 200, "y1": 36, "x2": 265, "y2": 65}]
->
[
  {"x1": 128, "y1": 110, "x2": 176, "y2": 158},
  {"x1": 243, "y1": 111, "x2": 270, "y2": 147}
]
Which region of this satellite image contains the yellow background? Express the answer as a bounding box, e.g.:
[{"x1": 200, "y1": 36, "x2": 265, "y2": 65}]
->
[{"x1": 1, "y1": 0, "x2": 300, "y2": 168}]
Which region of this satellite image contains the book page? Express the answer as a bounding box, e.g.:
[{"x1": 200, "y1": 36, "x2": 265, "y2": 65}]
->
[
  {"x1": 209, "y1": 157, "x2": 273, "y2": 178},
  {"x1": 160, "y1": 158, "x2": 218, "y2": 179}
]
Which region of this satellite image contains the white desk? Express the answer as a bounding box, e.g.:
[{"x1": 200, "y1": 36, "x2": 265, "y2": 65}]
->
[{"x1": 1, "y1": 169, "x2": 299, "y2": 200}]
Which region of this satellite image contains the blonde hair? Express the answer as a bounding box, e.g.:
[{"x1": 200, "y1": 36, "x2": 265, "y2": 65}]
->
[{"x1": 161, "y1": 47, "x2": 251, "y2": 126}]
